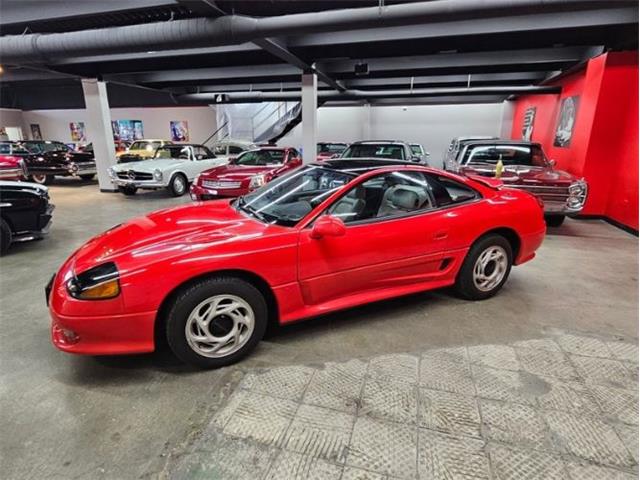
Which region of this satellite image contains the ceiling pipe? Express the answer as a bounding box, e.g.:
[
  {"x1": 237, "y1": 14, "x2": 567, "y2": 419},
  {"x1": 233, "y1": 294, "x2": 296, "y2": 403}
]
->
[
  {"x1": 0, "y1": 0, "x2": 627, "y2": 64},
  {"x1": 177, "y1": 85, "x2": 561, "y2": 104}
]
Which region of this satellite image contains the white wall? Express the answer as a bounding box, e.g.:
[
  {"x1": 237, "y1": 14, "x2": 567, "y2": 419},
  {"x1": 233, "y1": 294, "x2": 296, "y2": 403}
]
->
[
  {"x1": 0, "y1": 108, "x2": 26, "y2": 140},
  {"x1": 20, "y1": 106, "x2": 217, "y2": 144},
  {"x1": 278, "y1": 103, "x2": 505, "y2": 166}
]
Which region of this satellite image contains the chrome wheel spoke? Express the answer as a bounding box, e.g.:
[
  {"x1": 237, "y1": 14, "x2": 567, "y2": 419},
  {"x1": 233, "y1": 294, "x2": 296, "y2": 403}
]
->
[{"x1": 472, "y1": 245, "x2": 508, "y2": 292}]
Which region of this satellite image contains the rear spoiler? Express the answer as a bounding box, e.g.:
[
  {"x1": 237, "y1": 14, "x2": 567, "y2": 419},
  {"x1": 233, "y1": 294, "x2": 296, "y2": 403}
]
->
[{"x1": 465, "y1": 174, "x2": 503, "y2": 190}]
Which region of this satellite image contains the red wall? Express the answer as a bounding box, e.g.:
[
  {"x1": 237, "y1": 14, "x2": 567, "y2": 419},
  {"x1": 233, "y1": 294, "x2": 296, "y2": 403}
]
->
[{"x1": 510, "y1": 51, "x2": 638, "y2": 231}]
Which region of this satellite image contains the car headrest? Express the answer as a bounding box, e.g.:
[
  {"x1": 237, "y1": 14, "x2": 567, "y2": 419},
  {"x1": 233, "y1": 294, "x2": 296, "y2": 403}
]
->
[{"x1": 390, "y1": 186, "x2": 428, "y2": 211}]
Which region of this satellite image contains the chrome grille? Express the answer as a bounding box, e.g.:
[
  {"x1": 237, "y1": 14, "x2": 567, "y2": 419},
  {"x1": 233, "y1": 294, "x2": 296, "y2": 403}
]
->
[
  {"x1": 117, "y1": 171, "x2": 153, "y2": 180},
  {"x1": 505, "y1": 184, "x2": 570, "y2": 202},
  {"x1": 203, "y1": 179, "x2": 241, "y2": 189}
]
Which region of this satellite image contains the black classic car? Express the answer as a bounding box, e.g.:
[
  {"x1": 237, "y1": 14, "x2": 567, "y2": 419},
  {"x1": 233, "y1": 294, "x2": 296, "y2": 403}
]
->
[
  {"x1": 18, "y1": 140, "x2": 97, "y2": 185},
  {"x1": 0, "y1": 180, "x2": 55, "y2": 255}
]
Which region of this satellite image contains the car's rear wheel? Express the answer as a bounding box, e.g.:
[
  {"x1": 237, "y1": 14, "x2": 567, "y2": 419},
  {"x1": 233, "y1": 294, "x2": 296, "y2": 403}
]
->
[
  {"x1": 118, "y1": 185, "x2": 137, "y2": 196},
  {"x1": 0, "y1": 218, "x2": 12, "y2": 255},
  {"x1": 168, "y1": 173, "x2": 187, "y2": 197},
  {"x1": 454, "y1": 234, "x2": 513, "y2": 300},
  {"x1": 544, "y1": 215, "x2": 565, "y2": 227},
  {"x1": 165, "y1": 277, "x2": 268, "y2": 368},
  {"x1": 30, "y1": 174, "x2": 53, "y2": 185},
  {"x1": 79, "y1": 174, "x2": 95, "y2": 181}
]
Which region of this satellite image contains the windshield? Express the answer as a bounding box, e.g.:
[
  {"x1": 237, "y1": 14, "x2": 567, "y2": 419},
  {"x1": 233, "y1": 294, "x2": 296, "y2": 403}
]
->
[
  {"x1": 463, "y1": 145, "x2": 548, "y2": 167},
  {"x1": 341, "y1": 143, "x2": 406, "y2": 160},
  {"x1": 236, "y1": 165, "x2": 355, "y2": 226},
  {"x1": 154, "y1": 146, "x2": 192, "y2": 159},
  {"x1": 130, "y1": 141, "x2": 160, "y2": 151},
  {"x1": 317, "y1": 143, "x2": 346, "y2": 154},
  {"x1": 236, "y1": 149, "x2": 285, "y2": 166}
]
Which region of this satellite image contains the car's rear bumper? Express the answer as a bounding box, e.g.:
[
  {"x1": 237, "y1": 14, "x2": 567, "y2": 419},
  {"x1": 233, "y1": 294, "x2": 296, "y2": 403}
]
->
[
  {"x1": 50, "y1": 307, "x2": 156, "y2": 355},
  {"x1": 515, "y1": 227, "x2": 546, "y2": 265},
  {"x1": 190, "y1": 183, "x2": 248, "y2": 200}
]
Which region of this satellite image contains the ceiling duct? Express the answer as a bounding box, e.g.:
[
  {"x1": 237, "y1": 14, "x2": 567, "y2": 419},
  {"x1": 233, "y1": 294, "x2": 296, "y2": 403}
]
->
[{"x1": 0, "y1": 0, "x2": 627, "y2": 64}]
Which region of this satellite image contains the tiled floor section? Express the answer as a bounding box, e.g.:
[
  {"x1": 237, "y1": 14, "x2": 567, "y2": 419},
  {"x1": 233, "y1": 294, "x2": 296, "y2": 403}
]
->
[{"x1": 170, "y1": 330, "x2": 638, "y2": 479}]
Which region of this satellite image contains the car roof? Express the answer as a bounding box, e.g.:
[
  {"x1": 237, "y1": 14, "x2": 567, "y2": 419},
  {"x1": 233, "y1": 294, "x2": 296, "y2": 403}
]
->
[
  {"x1": 461, "y1": 139, "x2": 541, "y2": 147},
  {"x1": 319, "y1": 158, "x2": 417, "y2": 172},
  {"x1": 350, "y1": 140, "x2": 408, "y2": 145},
  {"x1": 159, "y1": 143, "x2": 206, "y2": 148}
]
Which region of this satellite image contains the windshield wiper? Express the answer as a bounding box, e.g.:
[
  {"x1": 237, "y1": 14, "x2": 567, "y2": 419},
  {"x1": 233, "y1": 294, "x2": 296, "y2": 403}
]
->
[{"x1": 236, "y1": 197, "x2": 270, "y2": 223}]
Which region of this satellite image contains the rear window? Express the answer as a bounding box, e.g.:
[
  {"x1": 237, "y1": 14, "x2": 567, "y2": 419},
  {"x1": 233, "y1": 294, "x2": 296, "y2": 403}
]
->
[
  {"x1": 317, "y1": 143, "x2": 346, "y2": 154},
  {"x1": 236, "y1": 149, "x2": 285, "y2": 166},
  {"x1": 462, "y1": 145, "x2": 547, "y2": 167},
  {"x1": 341, "y1": 144, "x2": 406, "y2": 160}
]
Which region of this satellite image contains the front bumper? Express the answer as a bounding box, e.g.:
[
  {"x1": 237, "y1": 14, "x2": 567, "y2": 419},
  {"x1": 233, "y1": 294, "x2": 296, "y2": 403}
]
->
[
  {"x1": 190, "y1": 183, "x2": 248, "y2": 200},
  {"x1": 0, "y1": 167, "x2": 26, "y2": 180},
  {"x1": 50, "y1": 307, "x2": 156, "y2": 355},
  {"x1": 111, "y1": 177, "x2": 167, "y2": 189},
  {"x1": 13, "y1": 203, "x2": 55, "y2": 242},
  {"x1": 29, "y1": 162, "x2": 97, "y2": 177}
]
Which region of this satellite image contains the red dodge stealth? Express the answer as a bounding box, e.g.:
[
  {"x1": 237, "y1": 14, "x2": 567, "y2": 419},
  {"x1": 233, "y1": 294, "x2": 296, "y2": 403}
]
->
[{"x1": 48, "y1": 159, "x2": 545, "y2": 368}]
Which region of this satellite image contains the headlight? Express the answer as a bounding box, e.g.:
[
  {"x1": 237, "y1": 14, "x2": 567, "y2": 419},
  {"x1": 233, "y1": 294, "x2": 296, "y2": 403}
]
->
[
  {"x1": 566, "y1": 180, "x2": 587, "y2": 210},
  {"x1": 249, "y1": 174, "x2": 266, "y2": 189},
  {"x1": 153, "y1": 169, "x2": 163, "y2": 181},
  {"x1": 108, "y1": 167, "x2": 116, "y2": 179},
  {"x1": 66, "y1": 262, "x2": 120, "y2": 300},
  {"x1": 68, "y1": 162, "x2": 79, "y2": 173},
  {"x1": 568, "y1": 180, "x2": 586, "y2": 196}
]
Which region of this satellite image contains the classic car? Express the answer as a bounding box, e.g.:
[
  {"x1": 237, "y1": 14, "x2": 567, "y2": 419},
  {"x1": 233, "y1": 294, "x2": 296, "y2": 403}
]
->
[
  {"x1": 0, "y1": 143, "x2": 28, "y2": 181},
  {"x1": 316, "y1": 142, "x2": 348, "y2": 161},
  {"x1": 116, "y1": 139, "x2": 173, "y2": 163},
  {"x1": 19, "y1": 140, "x2": 96, "y2": 184},
  {"x1": 210, "y1": 139, "x2": 257, "y2": 162},
  {"x1": 0, "y1": 180, "x2": 55, "y2": 255},
  {"x1": 445, "y1": 139, "x2": 587, "y2": 226},
  {"x1": 190, "y1": 146, "x2": 302, "y2": 200},
  {"x1": 109, "y1": 143, "x2": 225, "y2": 196},
  {"x1": 48, "y1": 159, "x2": 545, "y2": 368},
  {"x1": 410, "y1": 143, "x2": 430, "y2": 163},
  {"x1": 340, "y1": 140, "x2": 424, "y2": 162},
  {"x1": 82, "y1": 140, "x2": 131, "y2": 154}
]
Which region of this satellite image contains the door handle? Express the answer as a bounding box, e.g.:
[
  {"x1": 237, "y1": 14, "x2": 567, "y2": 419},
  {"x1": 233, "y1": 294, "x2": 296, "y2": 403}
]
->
[{"x1": 433, "y1": 230, "x2": 448, "y2": 240}]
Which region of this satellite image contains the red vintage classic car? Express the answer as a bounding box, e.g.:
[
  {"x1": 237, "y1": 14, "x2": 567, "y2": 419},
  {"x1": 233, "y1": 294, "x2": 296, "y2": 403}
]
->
[
  {"x1": 190, "y1": 146, "x2": 301, "y2": 200},
  {"x1": 0, "y1": 142, "x2": 28, "y2": 181},
  {"x1": 445, "y1": 139, "x2": 587, "y2": 227},
  {"x1": 48, "y1": 159, "x2": 545, "y2": 368}
]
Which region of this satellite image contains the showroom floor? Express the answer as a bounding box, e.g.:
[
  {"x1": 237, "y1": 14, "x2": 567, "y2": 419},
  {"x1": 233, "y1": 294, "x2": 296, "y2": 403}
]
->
[{"x1": 0, "y1": 179, "x2": 637, "y2": 479}]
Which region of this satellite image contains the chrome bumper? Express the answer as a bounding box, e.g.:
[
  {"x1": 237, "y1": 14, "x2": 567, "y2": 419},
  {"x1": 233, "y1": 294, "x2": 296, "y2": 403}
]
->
[
  {"x1": 67, "y1": 162, "x2": 97, "y2": 176},
  {"x1": 0, "y1": 167, "x2": 25, "y2": 179},
  {"x1": 111, "y1": 177, "x2": 167, "y2": 189}
]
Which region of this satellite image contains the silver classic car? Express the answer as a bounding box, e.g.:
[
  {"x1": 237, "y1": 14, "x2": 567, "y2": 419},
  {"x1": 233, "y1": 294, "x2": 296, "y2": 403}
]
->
[{"x1": 109, "y1": 144, "x2": 227, "y2": 196}]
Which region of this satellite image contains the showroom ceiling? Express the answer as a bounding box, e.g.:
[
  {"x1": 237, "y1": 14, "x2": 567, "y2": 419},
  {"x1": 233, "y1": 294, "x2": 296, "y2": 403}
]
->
[{"x1": 0, "y1": 0, "x2": 637, "y2": 109}]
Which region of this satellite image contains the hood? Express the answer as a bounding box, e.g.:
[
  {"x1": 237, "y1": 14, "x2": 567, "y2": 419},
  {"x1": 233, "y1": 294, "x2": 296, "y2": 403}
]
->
[
  {"x1": 70, "y1": 200, "x2": 275, "y2": 273},
  {"x1": 200, "y1": 164, "x2": 280, "y2": 181},
  {"x1": 112, "y1": 158, "x2": 188, "y2": 173},
  {"x1": 461, "y1": 165, "x2": 578, "y2": 187}
]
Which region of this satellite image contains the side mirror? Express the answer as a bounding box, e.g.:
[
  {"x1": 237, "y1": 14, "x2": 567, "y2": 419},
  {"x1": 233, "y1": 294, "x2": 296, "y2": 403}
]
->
[
  {"x1": 425, "y1": 151, "x2": 431, "y2": 157},
  {"x1": 289, "y1": 157, "x2": 302, "y2": 166},
  {"x1": 310, "y1": 215, "x2": 346, "y2": 240}
]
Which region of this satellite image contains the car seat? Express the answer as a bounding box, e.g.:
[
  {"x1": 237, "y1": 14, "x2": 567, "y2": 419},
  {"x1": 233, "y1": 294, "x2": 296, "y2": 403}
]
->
[
  {"x1": 330, "y1": 187, "x2": 366, "y2": 221},
  {"x1": 377, "y1": 185, "x2": 430, "y2": 217}
]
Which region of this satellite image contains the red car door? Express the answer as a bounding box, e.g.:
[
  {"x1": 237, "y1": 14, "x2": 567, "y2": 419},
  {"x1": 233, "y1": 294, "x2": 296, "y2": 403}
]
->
[{"x1": 297, "y1": 171, "x2": 451, "y2": 306}]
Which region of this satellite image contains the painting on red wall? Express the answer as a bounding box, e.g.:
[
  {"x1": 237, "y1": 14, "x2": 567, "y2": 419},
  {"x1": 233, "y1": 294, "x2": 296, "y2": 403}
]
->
[
  {"x1": 521, "y1": 107, "x2": 536, "y2": 141},
  {"x1": 554, "y1": 96, "x2": 579, "y2": 147}
]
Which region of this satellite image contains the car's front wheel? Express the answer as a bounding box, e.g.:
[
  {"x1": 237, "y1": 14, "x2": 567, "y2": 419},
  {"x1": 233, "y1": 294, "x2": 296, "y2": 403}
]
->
[
  {"x1": 454, "y1": 234, "x2": 513, "y2": 300},
  {"x1": 165, "y1": 277, "x2": 268, "y2": 368},
  {"x1": 118, "y1": 185, "x2": 137, "y2": 196},
  {"x1": 0, "y1": 218, "x2": 12, "y2": 255},
  {"x1": 544, "y1": 215, "x2": 565, "y2": 227},
  {"x1": 168, "y1": 173, "x2": 188, "y2": 197},
  {"x1": 30, "y1": 174, "x2": 53, "y2": 185}
]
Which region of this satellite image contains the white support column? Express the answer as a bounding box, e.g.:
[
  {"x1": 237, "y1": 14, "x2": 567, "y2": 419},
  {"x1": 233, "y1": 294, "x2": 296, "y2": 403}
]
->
[
  {"x1": 362, "y1": 103, "x2": 372, "y2": 140},
  {"x1": 301, "y1": 72, "x2": 317, "y2": 164},
  {"x1": 81, "y1": 79, "x2": 117, "y2": 192}
]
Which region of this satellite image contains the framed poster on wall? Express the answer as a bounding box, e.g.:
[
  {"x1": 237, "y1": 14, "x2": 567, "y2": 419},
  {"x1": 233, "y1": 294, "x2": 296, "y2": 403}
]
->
[
  {"x1": 30, "y1": 124, "x2": 42, "y2": 140},
  {"x1": 69, "y1": 122, "x2": 86, "y2": 142},
  {"x1": 112, "y1": 120, "x2": 144, "y2": 141},
  {"x1": 521, "y1": 107, "x2": 536, "y2": 141},
  {"x1": 554, "y1": 96, "x2": 579, "y2": 147},
  {"x1": 170, "y1": 121, "x2": 189, "y2": 142}
]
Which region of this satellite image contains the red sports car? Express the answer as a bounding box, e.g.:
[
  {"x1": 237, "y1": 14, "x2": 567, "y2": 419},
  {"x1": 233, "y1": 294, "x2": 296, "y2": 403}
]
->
[
  {"x1": 48, "y1": 159, "x2": 545, "y2": 368},
  {"x1": 190, "y1": 146, "x2": 301, "y2": 200}
]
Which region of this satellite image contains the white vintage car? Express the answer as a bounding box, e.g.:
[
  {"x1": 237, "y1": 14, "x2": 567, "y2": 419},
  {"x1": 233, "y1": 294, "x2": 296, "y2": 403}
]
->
[{"x1": 109, "y1": 144, "x2": 227, "y2": 196}]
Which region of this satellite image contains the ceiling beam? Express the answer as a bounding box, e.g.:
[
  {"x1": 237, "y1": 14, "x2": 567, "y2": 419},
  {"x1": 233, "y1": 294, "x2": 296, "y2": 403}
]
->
[{"x1": 252, "y1": 37, "x2": 346, "y2": 91}]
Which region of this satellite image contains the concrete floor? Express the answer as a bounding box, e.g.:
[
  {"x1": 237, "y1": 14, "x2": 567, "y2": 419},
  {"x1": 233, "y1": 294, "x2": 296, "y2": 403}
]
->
[{"x1": 0, "y1": 179, "x2": 637, "y2": 479}]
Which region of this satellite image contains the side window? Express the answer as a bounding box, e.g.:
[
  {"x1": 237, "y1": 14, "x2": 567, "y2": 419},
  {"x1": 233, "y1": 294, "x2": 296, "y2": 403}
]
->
[
  {"x1": 327, "y1": 171, "x2": 435, "y2": 224},
  {"x1": 194, "y1": 147, "x2": 207, "y2": 159},
  {"x1": 213, "y1": 144, "x2": 226, "y2": 155},
  {"x1": 229, "y1": 145, "x2": 244, "y2": 154},
  {"x1": 428, "y1": 175, "x2": 479, "y2": 206}
]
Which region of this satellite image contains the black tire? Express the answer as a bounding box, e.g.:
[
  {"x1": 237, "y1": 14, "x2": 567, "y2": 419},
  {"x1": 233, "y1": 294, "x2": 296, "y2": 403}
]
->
[
  {"x1": 79, "y1": 174, "x2": 95, "y2": 181},
  {"x1": 30, "y1": 174, "x2": 53, "y2": 185},
  {"x1": 118, "y1": 185, "x2": 138, "y2": 196},
  {"x1": 454, "y1": 234, "x2": 513, "y2": 300},
  {"x1": 168, "y1": 173, "x2": 188, "y2": 197},
  {"x1": 545, "y1": 215, "x2": 565, "y2": 227},
  {"x1": 0, "y1": 218, "x2": 12, "y2": 255},
  {"x1": 165, "y1": 277, "x2": 268, "y2": 368}
]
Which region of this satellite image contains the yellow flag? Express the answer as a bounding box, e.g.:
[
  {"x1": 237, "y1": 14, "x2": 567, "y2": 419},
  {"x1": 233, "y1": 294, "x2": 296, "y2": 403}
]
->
[{"x1": 495, "y1": 159, "x2": 504, "y2": 179}]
